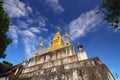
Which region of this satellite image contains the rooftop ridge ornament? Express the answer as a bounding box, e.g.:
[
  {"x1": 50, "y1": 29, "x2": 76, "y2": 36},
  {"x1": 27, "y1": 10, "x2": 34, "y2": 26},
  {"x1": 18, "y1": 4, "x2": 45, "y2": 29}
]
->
[
  {"x1": 22, "y1": 57, "x2": 29, "y2": 67},
  {"x1": 64, "y1": 32, "x2": 71, "y2": 46},
  {"x1": 77, "y1": 41, "x2": 83, "y2": 52},
  {"x1": 39, "y1": 41, "x2": 44, "y2": 49},
  {"x1": 33, "y1": 41, "x2": 43, "y2": 57},
  {"x1": 77, "y1": 41, "x2": 83, "y2": 48},
  {"x1": 57, "y1": 26, "x2": 61, "y2": 31}
]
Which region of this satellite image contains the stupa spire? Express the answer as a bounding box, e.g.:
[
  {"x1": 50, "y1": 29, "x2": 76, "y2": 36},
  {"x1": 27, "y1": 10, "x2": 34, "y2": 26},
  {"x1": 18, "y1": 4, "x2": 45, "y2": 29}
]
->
[
  {"x1": 49, "y1": 26, "x2": 64, "y2": 51},
  {"x1": 57, "y1": 26, "x2": 60, "y2": 31},
  {"x1": 39, "y1": 41, "x2": 44, "y2": 49},
  {"x1": 77, "y1": 41, "x2": 83, "y2": 51},
  {"x1": 64, "y1": 32, "x2": 71, "y2": 46}
]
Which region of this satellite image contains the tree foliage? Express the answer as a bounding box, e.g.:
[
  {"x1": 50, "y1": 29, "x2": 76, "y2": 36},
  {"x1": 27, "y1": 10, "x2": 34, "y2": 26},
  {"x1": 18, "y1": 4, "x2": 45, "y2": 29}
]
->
[
  {"x1": 99, "y1": 0, "x2": 120, "y2": 29},
  {"x1": 2, "y1": 60, "x2": 13, "y2": 67},
  {"x1": 0, "y1": 0, "x2": 12, "y2": 59}
]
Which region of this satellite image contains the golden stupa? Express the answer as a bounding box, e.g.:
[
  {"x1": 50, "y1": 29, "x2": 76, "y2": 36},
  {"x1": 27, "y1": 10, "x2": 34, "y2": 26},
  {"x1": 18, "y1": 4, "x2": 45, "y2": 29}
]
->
[{"x1": 49, "y1": 27, "x2": 64, "y2": 51}]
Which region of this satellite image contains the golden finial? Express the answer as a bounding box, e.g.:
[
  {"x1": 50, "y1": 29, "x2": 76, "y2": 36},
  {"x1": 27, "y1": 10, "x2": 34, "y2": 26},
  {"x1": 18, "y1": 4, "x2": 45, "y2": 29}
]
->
[{"x1": 57, "y1": 26, "x2": 61, "y2": 31}]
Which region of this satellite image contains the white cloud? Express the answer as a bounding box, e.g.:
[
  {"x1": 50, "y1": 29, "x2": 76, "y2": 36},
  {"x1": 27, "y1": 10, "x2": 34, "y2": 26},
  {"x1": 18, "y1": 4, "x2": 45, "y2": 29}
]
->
[
  {"x1": 26, "y1": 6, "x2": 33, "y2": 13},
  {"x1": 3, "y1": 0, "x2": 49, "y2": 58},
  {"x1": 21, "y1": 29, "x2": 39, "y2": 58},
  {"x1": 16, "y1": 20, "x2": 28, "y2": 29},
  {"x1": 38, "y1": 16, "x2": 47, "y2": 27},
  {"x1": 20, "y1": 27, "x2": 48, "y2": 58},
  {"x1": 23, "y1": 37, "x2": 38, "y2": 58},
  {"x1": 3, "y1": 0, "x2": 32, "y2": 18},
  {"x1": 9, "y1": 18, "x2": 47, "y2": 58},
  {"x1": 21, "y1": 30, "x2": 36, "y2": 38},
  {"x1": 40, "y1": 27, "x2": 48, "y2": 32},
  {"x1": 46, "y1": 0, "x2": 64, "y2": 13},
  {"x1": 39, "y1": 21, "x2": 46, "y2": 27},
  {"x1": 8, "y1": 25, "x2": 19, "y2": 45},
  {"x1": 26, "y1": 15, "x2": 47, "y2": 27},
  {"x1": 7, "y1": 24, "x2": 47, "y2": 58},
  {"x1": 29, "y1": 27, "x2": 41, "y2": 33},
  {"x1": 68, "y1": 9, "x2": 102, "y2": 40}
]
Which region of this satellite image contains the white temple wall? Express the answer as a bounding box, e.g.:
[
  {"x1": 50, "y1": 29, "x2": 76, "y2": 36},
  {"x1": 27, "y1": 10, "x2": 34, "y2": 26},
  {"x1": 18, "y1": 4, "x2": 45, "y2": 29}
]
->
[
  {"x1": 51, "y1": 53, "x2": 56, "y2": 61},
  {"x1": 77, "y1": 50, "x2": 88, "y2": 61},
  {"x1": 45, "y1": 55, "x2": 50, "y2": 62}
]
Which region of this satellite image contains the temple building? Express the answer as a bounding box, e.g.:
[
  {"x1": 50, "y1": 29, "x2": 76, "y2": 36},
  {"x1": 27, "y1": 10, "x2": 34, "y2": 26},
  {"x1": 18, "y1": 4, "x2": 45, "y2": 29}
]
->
[{"x1": 0, "y1": 28, "x2": 115, "y2": 80}]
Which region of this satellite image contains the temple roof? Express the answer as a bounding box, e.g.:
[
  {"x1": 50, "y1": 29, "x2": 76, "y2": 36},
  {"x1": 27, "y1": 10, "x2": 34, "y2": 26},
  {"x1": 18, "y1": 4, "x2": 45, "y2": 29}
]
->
[{"x1": 0, "y1": 63, "x2": 23, "y2": 77}]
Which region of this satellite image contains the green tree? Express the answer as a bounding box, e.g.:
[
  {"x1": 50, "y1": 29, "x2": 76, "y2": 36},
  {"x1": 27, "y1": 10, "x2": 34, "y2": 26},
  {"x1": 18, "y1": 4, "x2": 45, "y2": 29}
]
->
[
  {"x1": 2, "y1": 60, "x2": 13, "y2": 67},
  {"x1": 0, "y1": 0, "x2": 12, "y2": 58},
  {"x1": 99, "y1": 0, "x2": 120, "y2": 29}
]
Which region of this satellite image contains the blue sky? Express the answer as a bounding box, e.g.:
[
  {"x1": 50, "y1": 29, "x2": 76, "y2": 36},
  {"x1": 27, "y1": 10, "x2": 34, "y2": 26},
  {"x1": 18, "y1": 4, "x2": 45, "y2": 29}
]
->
[{"x1": 1, "y1": 0, "x2": 120, "y2": 79}]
